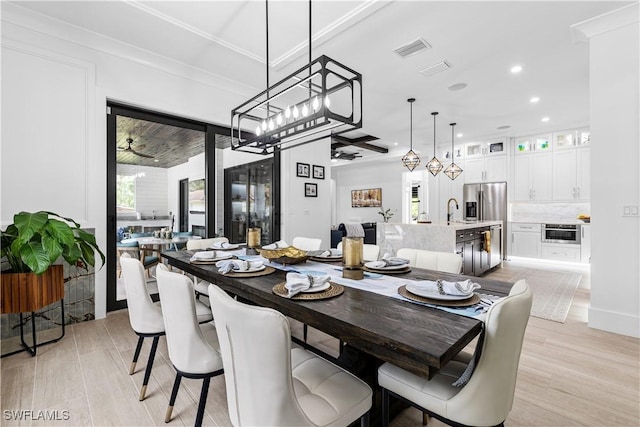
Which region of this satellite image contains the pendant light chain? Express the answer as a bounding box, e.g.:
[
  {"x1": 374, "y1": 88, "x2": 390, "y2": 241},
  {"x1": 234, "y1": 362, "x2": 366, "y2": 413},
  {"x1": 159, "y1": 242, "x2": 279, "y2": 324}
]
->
[{"x1": 401, "y1": 98, "x2": 420, "y2": 171}]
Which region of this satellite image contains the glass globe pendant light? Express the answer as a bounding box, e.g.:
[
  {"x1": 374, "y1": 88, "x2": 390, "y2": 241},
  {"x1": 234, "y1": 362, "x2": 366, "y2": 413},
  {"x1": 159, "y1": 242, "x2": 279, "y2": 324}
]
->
[
  {"x1": 443, "y1": 122, "x2": 463, "y2": 180},
  {"x1": 401, "y1": 98, "x2": 420, "y2": 171},
  {"x1": 426, "y1": 112, "x2": 443, "y2": 176}
]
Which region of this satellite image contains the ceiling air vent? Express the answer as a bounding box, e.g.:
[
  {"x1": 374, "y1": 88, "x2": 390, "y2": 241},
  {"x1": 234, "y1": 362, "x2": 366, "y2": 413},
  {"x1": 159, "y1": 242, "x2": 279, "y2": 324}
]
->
[
  {"x1": 419, "y1": 60, "x2": 452, "y2": 77},
  {"x1": 394, "y1": 38, "x2": 432, "y2": 58}
]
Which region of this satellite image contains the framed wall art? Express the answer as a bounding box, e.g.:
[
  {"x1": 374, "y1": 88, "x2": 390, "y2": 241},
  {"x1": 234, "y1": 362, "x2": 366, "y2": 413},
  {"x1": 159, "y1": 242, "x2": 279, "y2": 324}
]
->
[
  {"x1": 312, "y1": 165, "x2": 325, "y2": 180},
  {"x1": 296, "y1": 162, "x2": 310, "y2": 178},
  {"x1": 351, "y1": 188, "x2": 382, "y2": 207},
  {"x1": 305, "y1": 182, "x2": 318, "y2": 197}
]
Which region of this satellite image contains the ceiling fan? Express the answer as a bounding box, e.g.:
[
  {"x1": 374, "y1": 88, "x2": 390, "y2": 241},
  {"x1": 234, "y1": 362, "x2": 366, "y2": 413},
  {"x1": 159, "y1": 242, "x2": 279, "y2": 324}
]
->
[
  {"x1": 117, "y1": 138, "x2": 154, "y2": 159},
  {"x1": 331, "y1": 150, "x2": 362, "y2": 161}
]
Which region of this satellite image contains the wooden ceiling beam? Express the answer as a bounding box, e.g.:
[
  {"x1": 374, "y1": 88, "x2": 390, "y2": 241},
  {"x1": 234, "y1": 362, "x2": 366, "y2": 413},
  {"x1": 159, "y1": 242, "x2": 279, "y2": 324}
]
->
[{"x1": 331, "y1": 135, "x2": 388, "y2": 153}]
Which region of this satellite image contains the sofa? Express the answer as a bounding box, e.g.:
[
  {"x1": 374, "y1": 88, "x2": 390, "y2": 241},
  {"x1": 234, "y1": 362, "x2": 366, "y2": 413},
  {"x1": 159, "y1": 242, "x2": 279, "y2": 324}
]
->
[{"x1": 331, "y1": 222, "x2": 377, "y2": 248}]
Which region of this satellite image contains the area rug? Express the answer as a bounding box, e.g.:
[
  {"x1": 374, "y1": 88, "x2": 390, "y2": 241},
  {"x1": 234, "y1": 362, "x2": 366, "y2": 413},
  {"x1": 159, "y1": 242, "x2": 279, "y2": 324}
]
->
[{"x1": 488, "y1": 268, "x2": 582, "y2": 323}]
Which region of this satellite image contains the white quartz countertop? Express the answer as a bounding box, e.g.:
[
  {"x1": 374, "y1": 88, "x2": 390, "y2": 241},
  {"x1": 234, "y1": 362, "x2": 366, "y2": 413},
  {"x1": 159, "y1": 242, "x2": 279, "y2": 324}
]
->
[{"x1": 393, "y1": 220, "x2": 503, "y2": 229}]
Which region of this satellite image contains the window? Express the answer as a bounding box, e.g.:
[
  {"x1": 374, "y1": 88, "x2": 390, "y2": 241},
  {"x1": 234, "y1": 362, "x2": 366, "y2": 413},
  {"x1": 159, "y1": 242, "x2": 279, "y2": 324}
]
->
[
  {"x1": 116, "y1": 174, "x2": 136, "y2": 213},
  {"x1": 411, "y1": 185, "x2": 420, "y2": 221}
]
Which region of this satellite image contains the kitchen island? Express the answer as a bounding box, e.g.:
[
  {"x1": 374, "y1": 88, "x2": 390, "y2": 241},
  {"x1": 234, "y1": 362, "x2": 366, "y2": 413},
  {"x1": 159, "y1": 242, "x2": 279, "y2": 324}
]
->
[{"x1": 377, "y1": 221, "x2": 503, "y2": 276}]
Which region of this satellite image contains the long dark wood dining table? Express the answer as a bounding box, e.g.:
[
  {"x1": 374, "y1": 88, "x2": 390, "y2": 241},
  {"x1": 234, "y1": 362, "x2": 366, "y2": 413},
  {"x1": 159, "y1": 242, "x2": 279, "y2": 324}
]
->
[{"x1": 162, "y1": 249, "x2": 514, "y2": 381}]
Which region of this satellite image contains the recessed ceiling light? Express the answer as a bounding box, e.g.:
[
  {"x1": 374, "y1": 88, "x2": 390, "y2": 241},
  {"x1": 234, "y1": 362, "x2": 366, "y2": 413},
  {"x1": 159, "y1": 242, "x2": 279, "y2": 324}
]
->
[
  {"x1": 530, "y1": 96, "x2": 540, "y2": 103},
  {"x1": 331, "y1": 158, "x2": 338, "y2": 163},
  {"x1": 510, "y1": 65, "x2": 523, "y2": 74},
  {"x1": 497, "y1": 125, "x2": 511, "y2": 130},
  {"x1": 448, "y1": 82, "x2": 467, "y2": 91},
  {"x1": 394, "y1": 142, "x2": 398, "y2": 146},
  {"x1": 456, "y1": 133, "x2": 463, "y2": 138},
  {"x1": 541, "y1": 117, "x2": 550, "y2": 122}
]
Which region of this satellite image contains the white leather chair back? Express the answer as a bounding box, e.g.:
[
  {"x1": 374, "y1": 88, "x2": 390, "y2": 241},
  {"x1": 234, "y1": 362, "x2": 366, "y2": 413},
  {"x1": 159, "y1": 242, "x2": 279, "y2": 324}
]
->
[
  {"x1": 208, "y1": 284, "x2": 310, "y2": 427},
  {"x1": 396, "y1": 248, "x2": 462, "y2": 273},
  {"x1": 186, "y1": 237, "x2": 229, "y2": 250},
  {"x1": 292, "y1": 236, "x2": 322, "y2": 251},
  {"x1": 448, "y1": 279, "x2": 532, "y2": 426},
  {"x1": 120, "y1": 254, "x2": 164, "y2": 335},
  {"x1": 156, "y1": 265, "x2": 222, "y2": 375},
  {"x1": 337, "y1": 242, "x2": 380, "y2": 262}
]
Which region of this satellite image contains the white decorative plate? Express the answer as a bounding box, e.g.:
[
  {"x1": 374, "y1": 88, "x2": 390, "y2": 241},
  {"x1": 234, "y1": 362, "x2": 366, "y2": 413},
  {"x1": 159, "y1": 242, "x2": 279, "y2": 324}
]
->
[
  {"x1": 301, "y1": 282, "x2": 331, "y2": 293},
  {"x1": 364, "y1": 262, "x2": 410, "y2": 271}
]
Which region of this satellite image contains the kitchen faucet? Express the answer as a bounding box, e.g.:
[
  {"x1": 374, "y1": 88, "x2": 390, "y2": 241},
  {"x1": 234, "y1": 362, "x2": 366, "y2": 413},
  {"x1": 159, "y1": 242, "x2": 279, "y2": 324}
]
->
[{"x1": 447, "y1": 198, "x2": 459, "y2": 224}]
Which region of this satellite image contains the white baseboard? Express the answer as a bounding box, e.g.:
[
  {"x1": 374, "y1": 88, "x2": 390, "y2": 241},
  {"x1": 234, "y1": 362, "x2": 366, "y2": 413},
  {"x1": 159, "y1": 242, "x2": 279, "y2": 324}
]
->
[{"x1": 588, "y1": 306, "x2": 640, "y2": 338}]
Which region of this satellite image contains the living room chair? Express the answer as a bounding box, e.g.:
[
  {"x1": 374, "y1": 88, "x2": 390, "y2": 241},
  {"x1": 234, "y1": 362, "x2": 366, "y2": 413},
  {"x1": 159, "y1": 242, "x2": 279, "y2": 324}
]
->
[
  {"x1": 208, "y1": 283, "x2": 373, "y2": 427},
  {"x1": 116, "y1": 240, "x2": 159, "y2": 278},
  {"x1": 156, "y1": 266, "x2": 223, "y2": 427},
  {"x1": 377, "y1": 279, "x2": 532, "y2": 427},
  {"x1": 396, "y1": 248, "x2": 462, "y2": 274}
]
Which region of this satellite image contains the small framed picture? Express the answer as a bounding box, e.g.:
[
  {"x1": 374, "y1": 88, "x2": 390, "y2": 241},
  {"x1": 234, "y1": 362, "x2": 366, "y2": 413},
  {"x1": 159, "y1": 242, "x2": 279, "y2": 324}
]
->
[
  {"x1": 296, "y1": 162, "x2": 310, "y2": 178},
  {"x1": 305, "y1": 182, "x2": 318, "y2": 197},
  {"x1": 312, "y1": 165, "x2": 325, "y2": 180}
]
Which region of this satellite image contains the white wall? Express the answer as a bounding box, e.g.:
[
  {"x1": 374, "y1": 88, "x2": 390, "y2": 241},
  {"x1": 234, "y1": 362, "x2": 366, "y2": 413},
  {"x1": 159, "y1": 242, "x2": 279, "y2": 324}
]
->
[
  {"x1": 574, "y1": 4, "x2": 639, "y2": 337},
  {"x1": 1, "y1": 5, "x2": 259, "y2": 319},
  {"x1": 332, "y1": 159, "x2": 403, "y2": 225},
  {"x1": 117, "y1": 164, "x2": 168, "y2": 218},
  {"x1": 166, "y1": 153, "x2": 205, "y2": 231},
  {"x1": 281, "y1": 141, "x2": 332, "y2": 248}
]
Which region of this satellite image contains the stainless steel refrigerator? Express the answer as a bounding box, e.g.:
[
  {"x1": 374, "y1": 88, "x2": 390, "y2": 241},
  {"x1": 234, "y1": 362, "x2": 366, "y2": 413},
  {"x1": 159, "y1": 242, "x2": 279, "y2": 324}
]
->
[{"x1": 463, "y1": 181, "x2": 507, "y2": 262}]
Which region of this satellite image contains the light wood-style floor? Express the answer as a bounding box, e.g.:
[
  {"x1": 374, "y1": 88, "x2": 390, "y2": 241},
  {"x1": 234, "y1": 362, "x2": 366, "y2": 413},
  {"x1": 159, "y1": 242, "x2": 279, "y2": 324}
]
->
[{"x1": 1, "y1": 260, "x2": 639, "y2": 426}]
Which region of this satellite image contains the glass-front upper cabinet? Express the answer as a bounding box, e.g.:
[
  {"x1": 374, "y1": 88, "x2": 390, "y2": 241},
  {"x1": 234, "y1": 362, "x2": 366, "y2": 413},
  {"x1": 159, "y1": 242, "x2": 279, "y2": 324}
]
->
[
  {"x1": 465, "y1": 140, "x2": 506, "y2": 157},
  {"x1": 554, "y1": 130, "x2": 575, "y2": 149},
  {"x1": 515, "y1": 134, "x2": 551, "y2": 154},
  {"x1": 578, "y1": 128, "x2": 591, "y2": 145}
]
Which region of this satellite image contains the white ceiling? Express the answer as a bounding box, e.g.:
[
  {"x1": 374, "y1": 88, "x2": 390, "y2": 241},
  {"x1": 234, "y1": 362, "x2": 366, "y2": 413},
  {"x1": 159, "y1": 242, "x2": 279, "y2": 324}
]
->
[{"x1": 11, "y1": 0, "x2": 631, "y2": 164}]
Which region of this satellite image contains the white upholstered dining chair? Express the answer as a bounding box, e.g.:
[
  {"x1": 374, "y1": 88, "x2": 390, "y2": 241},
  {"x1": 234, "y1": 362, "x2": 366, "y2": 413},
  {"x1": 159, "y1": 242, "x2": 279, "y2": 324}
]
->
[
  {"x1": 292, "y1": 236, "x2": 322, "y2": 251},
  {"x1": 396, "y1": 248, "x2": 462, "y2": 274},
  {"x1": 120, "y1": 255, "x2": 214, "y2": 401},
  {"x1": 207, "y1": 283, "x2": 373, "y2": 427},
  {"x1": 156, "y1": 265, "x2": 224, "y2": 427},
  {"x1": 377, "y1": 279, "x2": 532, "y2": 427}
]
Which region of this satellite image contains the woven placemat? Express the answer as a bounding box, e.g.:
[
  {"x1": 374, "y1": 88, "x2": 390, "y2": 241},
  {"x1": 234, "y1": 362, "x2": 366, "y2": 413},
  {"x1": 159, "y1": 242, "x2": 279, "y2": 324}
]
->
[
  {"x1": 272, "y1": 282, "x2": 344, "y2": 300},
  {"x1": 363, "y1": 265, "x2": 411, "y2": 275},
  {"x1": 309, "y1": 256, "x2": 343, "y2": 263},
  {"x1": 222, "y1": 266, "x2": 276, "y2": 277},
  {"x1": 398, "y1": 285, "x2": 480, "y2": 307}
]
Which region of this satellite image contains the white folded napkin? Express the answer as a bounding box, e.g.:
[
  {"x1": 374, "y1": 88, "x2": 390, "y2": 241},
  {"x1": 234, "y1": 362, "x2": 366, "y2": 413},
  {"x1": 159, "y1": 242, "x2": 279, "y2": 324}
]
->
[
  {"x1": 216, "y1": 259, "x2": 264, "y2": 274},
  {"x1": 409, "y1": 279, "x2": 481, "y2": 296},
  {"x1": 262, "y1": 240, "x2": 289, "y2": 250},
  {"x1": 320, "y1": 249, "x2": 342, "y2": 257},
  {"x1": 368, "y1": 254, "x2": 410, "y2": 268},
  {"x1": 210, "y1": 241, "x2": 234, "y2": 249},
  {"x1": 284, "y1": 272, "x2": 331, "y2": 298},
  {"x1": 190, "y1": 251, "x2": 216, "y2": 261}
]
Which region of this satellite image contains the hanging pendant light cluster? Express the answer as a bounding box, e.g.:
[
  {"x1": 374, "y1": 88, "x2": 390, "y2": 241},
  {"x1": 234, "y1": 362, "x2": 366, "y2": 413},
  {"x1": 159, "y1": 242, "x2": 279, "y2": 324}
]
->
[
  {"x1": 443, "y1": 122, "x2": 463, "y2": 180},
  {"x1": 426, "y1": 112, "x2": 444, "y2": 176},
  {"x1": 401, "y1": 98, "x2": 420, "y2": 172}
]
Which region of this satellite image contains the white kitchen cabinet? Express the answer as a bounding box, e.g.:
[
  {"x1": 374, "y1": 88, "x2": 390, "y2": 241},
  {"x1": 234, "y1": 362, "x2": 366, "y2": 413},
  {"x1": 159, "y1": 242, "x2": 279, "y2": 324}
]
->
[
  {"x1": 552, "y1": 146, "x2": 590, "y2": 200},
  {"x1": 510, "y1": 223, "x2": 541, "y2": 258},
  {"x1": 541, "y1": 243, "x2": 581, "y2": 262},
  {"x1": 513, "y1": 152, "x2": 553, "y2": 201},
  {"x1": 580, "y1": 224, "x2": 591, "y2": 263},
  {"x1": 514, "y1": 135, "x2": 552, "y2": 155},
  {"x1": 463, "y1": 141, "x2": 507, "y2": 183}
]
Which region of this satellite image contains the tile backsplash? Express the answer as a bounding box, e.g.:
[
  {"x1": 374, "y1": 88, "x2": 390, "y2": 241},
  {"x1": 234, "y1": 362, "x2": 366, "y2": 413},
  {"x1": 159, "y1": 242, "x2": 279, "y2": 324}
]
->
[{"x1": 509, "y1": 202, "x2": 590, "y2": 223}]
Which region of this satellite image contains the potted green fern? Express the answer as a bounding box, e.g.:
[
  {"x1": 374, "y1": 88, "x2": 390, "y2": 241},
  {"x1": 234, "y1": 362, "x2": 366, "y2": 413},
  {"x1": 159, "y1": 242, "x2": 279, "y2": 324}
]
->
[{"x1": 1, "y1": 211, "x2": 105, "y2": 314}]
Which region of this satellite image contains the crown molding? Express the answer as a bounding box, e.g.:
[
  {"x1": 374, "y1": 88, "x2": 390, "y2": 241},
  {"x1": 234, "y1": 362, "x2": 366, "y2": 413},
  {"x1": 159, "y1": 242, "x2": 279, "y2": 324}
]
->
[{"x1": 571, "y1": 2, "x2": 639, "y2": 43}]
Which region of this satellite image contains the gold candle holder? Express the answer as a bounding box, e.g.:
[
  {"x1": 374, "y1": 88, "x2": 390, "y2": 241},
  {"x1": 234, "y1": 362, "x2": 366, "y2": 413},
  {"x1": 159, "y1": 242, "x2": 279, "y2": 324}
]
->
[
  {"x1": 342, "y1": 236, "x2": 364, "y2": 280},
  {"x1": 246, "y1": 227, "x2": 261, "y2": 255}
]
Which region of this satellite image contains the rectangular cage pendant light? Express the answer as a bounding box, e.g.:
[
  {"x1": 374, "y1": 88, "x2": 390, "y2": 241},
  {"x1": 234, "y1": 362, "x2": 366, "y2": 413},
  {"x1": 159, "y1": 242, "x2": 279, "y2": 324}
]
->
[{"x1": 231, "y1": 55, "x2": 362, "y2": 155}]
